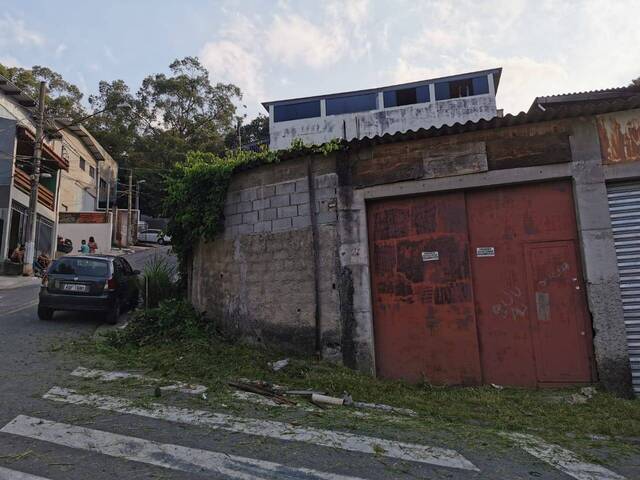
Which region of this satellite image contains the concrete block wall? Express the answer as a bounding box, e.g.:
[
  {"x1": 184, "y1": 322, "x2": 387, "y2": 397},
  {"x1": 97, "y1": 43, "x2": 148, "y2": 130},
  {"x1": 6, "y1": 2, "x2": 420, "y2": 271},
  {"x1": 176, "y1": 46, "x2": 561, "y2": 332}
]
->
[
  {"x1": 223, "y1": 173, "x2": 338, "y2": 238},
  {"x1": 191, "y1": 163, "x2": 342, "y2": 359}
]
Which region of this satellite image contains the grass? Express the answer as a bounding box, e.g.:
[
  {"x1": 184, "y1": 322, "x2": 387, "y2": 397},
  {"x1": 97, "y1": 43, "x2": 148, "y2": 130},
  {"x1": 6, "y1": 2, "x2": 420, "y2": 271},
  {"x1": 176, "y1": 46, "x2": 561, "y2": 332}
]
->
[{"x1": 63, "y1": 299, "x2": 640, "y2": 458}]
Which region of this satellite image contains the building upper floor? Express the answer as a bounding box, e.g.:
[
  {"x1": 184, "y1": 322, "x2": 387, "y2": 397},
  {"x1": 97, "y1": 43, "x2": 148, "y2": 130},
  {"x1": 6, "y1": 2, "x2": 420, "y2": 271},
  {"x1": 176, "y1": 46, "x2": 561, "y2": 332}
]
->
[
  {"x1": 0, "y1": 73, "x2": 117, "y2": 213},
  {"x1": 263, "y1": 68, "x2": 501, "y2": 151}
]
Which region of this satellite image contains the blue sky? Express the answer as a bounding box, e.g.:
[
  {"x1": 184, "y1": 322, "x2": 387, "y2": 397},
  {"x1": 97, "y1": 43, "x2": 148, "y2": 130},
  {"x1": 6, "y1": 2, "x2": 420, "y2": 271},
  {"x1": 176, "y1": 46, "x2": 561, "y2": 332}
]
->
[{"x1": 1, "y1": 0, "x2": 639, "y2": 118}]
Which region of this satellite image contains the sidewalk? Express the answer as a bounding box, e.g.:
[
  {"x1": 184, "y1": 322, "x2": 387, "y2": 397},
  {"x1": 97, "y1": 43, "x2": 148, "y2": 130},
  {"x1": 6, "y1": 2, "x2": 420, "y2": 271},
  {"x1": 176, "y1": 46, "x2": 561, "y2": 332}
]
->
[{"x1": 0, "y1": 275, "x2": 41, "y2": 290}]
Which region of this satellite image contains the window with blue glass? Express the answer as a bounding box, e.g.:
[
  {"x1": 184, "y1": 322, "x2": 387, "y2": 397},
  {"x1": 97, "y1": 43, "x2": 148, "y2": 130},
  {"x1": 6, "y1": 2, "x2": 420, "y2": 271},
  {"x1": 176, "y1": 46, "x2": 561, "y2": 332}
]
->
[
  {"x1": 383, "y1": 85, "x2": 430, "y2": 108},
  {"x1": 435, "y1": 76, "x2": 490, "y2": 100},
  {"x1": 273, "y1": 100, "x2": 321, "y2": 122},
  {"x1": 326, "y1": 93, "x2": 377, "y2": 115}
]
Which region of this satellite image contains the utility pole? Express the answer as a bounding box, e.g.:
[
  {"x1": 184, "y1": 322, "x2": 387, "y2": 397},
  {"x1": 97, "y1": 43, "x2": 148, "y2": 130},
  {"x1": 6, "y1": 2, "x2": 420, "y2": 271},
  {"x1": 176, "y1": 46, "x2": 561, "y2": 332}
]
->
[
  {"x1": 127, "y1": 171, "x2": 133, "y2": 246},
  {"x1": 23, "y1": 81, "x2": 46, "y2": 275}
]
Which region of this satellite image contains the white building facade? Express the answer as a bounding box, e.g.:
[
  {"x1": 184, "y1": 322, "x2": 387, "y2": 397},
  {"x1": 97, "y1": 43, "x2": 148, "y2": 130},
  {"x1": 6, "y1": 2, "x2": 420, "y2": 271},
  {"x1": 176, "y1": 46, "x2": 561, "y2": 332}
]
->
[{"x1": 264, "y1": 68, "x2": 502, "y2": 151}]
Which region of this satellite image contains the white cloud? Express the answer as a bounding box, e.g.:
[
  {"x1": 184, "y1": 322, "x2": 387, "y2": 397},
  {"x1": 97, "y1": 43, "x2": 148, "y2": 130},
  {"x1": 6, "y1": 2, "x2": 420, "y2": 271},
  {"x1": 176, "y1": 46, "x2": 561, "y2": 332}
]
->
[
  {"x1": 0, "y1": 56, "x2": 22, "y2": 68},
  {"x1": 266, "y1": 14, "x2": 344, "y2": 69},
  {"x1": 0, "y1": 13, "x2": 44, "y2": 47},
  {"x1": 104, "y1": 46, "x2": 118, "y2": 64},
  {"x1": 265, "y1": 1, "x2": 371, "y2": 69},
  {"x1": 200, "y1": 39, "x2": 265, "y2": 108},
  {"x1": 55, "y1": 43, "x2": 67, "y2": 57},
  {"x1": 389, "y1": 0, "x2": 640, "y2": 114}
]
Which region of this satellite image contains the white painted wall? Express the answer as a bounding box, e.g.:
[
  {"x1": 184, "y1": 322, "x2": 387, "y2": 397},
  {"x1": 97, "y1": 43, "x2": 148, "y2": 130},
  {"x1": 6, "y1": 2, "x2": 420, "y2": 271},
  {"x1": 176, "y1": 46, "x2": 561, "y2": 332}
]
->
[
  {"x1": 269, "y1": 94, "x2": 497, "y2": 151},
  {"x1": 57, "y1": 222, "x2": 111, "y2": 255}
]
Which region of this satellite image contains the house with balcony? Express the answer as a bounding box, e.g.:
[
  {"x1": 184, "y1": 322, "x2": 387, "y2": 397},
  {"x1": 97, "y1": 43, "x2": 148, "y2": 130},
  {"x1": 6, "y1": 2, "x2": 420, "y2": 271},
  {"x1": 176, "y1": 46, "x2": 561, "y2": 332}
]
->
[
  {"x1": 263, "y1": 68, "x2": 502, "y2": 151},
  {"x1": 57, "y1": 120, "x2": 118, "y2": 213},
  {"x1": 0, "y1": 74, "x2": 68, "y2": 262}
]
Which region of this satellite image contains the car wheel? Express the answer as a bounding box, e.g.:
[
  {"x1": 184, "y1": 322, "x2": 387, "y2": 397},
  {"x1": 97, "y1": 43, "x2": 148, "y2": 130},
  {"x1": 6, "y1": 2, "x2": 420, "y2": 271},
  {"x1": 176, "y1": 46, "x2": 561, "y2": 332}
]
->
[
  {"x1": 106, "y1": 300, "x2": 120, "y2": 325},
  {"x1": 157, "y1": 237, "x2": 164, "y2": 245},
  {"x1": 37, "y1": 305, "x2": 54, "y2": 321}
]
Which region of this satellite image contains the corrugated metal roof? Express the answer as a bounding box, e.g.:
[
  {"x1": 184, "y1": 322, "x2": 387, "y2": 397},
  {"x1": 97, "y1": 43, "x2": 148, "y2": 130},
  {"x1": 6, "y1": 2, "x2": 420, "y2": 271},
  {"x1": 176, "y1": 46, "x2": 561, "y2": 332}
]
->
[
  {"x1": 276, "y1": 92, "x2": 640, "y2": 160},
  {"x1": 0, "y1": 74, "x2": 37, "y2": 108},
  {"x1": 58, "y1": 119, "x2": 115, "y2": 164},
  {"x1": 345, "y1": 93, "x2": 640, "y2": 148},
  {"x1": 530, "y1": 86, "x2": 640, "y2": 111}
]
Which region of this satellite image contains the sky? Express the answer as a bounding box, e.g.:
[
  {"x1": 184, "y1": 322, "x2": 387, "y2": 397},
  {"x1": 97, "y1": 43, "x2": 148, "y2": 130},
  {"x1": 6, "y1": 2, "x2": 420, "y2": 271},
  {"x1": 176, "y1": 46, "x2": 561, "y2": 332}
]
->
[{"x1": 1, "y1": 0, "x2": 639, "y2": 119}]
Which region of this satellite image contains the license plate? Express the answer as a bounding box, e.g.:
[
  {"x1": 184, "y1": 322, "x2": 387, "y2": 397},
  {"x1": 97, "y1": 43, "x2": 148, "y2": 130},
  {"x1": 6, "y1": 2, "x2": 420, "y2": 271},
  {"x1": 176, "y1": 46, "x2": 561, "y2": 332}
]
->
[{"x1": 63, "y1": 283, "x2": 88, "y2": 292}]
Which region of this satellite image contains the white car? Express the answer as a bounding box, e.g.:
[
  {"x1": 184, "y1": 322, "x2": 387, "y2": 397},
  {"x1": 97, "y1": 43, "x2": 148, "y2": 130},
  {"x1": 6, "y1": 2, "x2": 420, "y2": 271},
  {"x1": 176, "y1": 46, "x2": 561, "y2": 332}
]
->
[{"x1": 138, "y1": 229, "x2": 171, "y2": 245}]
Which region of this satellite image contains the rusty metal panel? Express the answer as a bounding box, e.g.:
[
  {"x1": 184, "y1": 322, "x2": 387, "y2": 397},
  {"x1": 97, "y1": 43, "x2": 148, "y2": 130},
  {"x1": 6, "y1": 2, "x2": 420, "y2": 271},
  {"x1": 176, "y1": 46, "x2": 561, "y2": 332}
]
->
[
  {"x1": 598, "y1": 111, "x2": 640, "y2": 164},
  {"x1": 367, "y1": 193, "x2": 482, "y2": 385},
  {"x1": 467, "y1": 181, "x2": 594, "y2": 386},
  {"x1": 524, "y1": 241, "x2": 593, "y2": 382}
]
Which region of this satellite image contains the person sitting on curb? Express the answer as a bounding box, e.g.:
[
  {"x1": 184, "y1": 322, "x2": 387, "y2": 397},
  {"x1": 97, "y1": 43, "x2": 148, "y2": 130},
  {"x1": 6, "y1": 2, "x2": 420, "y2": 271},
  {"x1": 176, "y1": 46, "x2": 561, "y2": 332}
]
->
[
  {"x1": 78, "y1": 239, "x2": 90, "y2": 254},
  {"x1": 88, "y1": 236, "x2": 98, "y2": 254},
  {"x1": 10, "y1": 244, "x2": 25, "y2": 263}
]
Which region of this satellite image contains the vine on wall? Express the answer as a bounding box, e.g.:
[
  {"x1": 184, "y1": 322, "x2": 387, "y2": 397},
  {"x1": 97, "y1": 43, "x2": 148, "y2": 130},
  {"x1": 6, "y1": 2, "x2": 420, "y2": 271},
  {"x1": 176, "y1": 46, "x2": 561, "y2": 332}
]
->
[{"x1": 163, "y1": 139, "x2": 344, "y2": 272}]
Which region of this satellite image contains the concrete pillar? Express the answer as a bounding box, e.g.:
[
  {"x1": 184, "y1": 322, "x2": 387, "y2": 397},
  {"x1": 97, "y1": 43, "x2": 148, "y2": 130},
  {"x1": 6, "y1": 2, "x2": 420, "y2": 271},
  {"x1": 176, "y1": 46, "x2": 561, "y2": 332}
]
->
[
  {"x1": 335, "y1": 150, "x2": 376, "y2": 373},
  {"x1": 570, "y1": 118, "x2": 633, "y2": 397}
]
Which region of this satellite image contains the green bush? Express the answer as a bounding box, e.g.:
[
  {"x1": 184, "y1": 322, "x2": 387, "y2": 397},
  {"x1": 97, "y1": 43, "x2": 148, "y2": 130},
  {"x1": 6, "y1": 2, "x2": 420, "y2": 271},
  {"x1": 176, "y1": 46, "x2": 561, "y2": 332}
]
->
[
  {"x1": 141, "y1": 254, "x2": 177, "y2": 308},
  {"x1": 105, "y1": 298, "x2": 215, "y2": 348}
]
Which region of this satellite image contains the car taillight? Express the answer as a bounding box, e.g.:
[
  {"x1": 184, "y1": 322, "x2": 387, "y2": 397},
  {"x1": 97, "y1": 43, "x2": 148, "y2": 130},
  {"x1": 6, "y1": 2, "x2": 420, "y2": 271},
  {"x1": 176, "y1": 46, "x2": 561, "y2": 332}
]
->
[{"x1": 104, "y1": 277, "x2": 117, "y2": 291}]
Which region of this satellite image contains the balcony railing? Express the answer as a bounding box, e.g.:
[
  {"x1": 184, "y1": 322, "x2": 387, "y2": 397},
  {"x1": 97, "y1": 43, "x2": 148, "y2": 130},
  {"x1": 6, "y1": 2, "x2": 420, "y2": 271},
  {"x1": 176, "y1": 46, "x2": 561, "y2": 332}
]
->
[{"x1": 13, "y1": 167, "x2": 55, "y2": 211}]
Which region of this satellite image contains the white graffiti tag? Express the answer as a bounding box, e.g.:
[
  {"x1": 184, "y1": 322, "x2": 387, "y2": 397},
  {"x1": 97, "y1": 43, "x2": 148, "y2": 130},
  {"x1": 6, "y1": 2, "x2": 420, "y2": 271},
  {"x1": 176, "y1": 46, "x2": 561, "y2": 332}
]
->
[{"x1": 491, "y1": 287, "x2": 528, "y2": 320}]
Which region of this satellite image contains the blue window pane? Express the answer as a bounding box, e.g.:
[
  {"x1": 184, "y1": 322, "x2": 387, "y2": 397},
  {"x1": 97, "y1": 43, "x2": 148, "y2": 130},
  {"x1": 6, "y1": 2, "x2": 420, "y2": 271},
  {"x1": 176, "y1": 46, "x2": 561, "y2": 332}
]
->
[
  {"x1": 435, "y1": 82, "x2": 450, "y2": 101},
  {"x1": 383, "y1": 90, "x2": 396, "y2": 108},
  {"x1": 416, "y1": 85, "x2": 430, "y2": 103},
  {"x1": 326, "y1": 93, "x2": 377, "y2": 116},
  {"x1": 472, "y1": 76, "x2": 489, "y2": 95},
  {"x1": 273, "y1": 101, "x2": 321, "y2": 122}
]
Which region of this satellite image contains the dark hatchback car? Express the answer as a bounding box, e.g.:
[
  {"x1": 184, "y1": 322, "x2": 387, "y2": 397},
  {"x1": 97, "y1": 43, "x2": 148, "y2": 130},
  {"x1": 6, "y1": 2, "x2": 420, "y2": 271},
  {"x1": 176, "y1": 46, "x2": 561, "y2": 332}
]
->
[{"x1": 38, "y1": 255, "x2": 140, "y2": 323}]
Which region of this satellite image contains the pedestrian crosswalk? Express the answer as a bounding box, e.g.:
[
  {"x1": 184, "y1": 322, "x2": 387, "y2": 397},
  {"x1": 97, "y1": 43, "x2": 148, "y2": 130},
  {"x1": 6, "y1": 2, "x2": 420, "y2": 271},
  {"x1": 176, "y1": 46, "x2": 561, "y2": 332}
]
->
[{"x1": 0, "y1": 366, "x2": 630, "y2": 480}]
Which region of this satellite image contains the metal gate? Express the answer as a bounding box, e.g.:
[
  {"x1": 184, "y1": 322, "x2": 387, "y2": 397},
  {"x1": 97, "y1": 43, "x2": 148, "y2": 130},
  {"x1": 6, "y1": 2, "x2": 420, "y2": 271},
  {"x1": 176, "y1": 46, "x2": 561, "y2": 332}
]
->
[
  {"x1": 368, "y1": 181, "x2": 595, "y2": 386},
  {"x1": 607, "y1": 182, "x2": 640, "y2": 395}
]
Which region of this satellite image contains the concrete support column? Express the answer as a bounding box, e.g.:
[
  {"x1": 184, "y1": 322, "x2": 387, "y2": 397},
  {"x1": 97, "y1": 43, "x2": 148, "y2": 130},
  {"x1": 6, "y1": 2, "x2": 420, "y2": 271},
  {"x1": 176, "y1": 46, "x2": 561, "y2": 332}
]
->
[
  {"x1": 335, "y1": 150, "x2": 376, "y2": 374},
  {"x1": 570, "y1": 118, "x2": 633, "y2": 397}
]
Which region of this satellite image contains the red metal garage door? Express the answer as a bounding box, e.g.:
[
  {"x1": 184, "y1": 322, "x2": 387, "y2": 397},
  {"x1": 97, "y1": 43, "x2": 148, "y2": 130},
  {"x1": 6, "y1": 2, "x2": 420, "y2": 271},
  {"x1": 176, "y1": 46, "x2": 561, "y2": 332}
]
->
[
  {"x1": 367, "y1": 180, "x2": 595, "y2": 386},
  {"x1": 467, "y1": 181, "x2": 594, "y2": 386},
  {"x1": 367, "y1": 192, "x2": 482, "y2": 384}
]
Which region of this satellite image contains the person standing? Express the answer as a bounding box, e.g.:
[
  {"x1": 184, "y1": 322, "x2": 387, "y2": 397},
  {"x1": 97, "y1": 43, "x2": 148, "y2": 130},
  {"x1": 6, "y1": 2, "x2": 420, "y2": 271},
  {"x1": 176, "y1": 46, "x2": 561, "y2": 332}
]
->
[{"x1": 88, "y1": 236, "x2": 98, "y2": 254}]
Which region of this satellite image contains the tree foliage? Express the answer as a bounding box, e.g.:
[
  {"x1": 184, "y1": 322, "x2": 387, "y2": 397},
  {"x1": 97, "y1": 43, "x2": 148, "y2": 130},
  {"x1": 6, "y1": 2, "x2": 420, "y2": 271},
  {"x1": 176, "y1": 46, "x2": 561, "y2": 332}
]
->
[
  {"x1": 84, "y1": 57, "x2": 242, "y2": 215},
  {"x1": 0, "y1": 64, "x2": 85, "y2": 119},
  {"x1": 162, "y1": 140, "x2": 344, "y2": 272}
]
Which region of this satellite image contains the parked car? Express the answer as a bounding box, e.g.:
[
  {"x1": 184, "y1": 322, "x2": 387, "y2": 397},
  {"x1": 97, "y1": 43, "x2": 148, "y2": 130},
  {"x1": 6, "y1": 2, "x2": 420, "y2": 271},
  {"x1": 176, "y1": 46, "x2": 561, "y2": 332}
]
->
[
  {"x1": 38, "y1": 255, "x2": 140, "y2": 324},
  {"x1": 138, "y1": 229, "x2": 171, "y2": 245}
]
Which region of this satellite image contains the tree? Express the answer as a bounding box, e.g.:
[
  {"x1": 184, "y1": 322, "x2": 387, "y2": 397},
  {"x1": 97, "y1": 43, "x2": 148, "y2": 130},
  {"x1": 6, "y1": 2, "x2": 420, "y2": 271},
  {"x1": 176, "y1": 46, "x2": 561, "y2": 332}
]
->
[
  {"x1": 225, "y1": 114, "x2": 270, "y2": 150},
  {"x1": 0, "y1": 64, "x2": 85, "y2": 119},
  {"x1": 631, "y1": 76, "x2": 640, "y2": 90},
  {"x1": 138, "y1": 57, "x2": 241, "y2": 148},
  {"x1": 87, "y1": 57, "x2": 242, "y2": 216}
]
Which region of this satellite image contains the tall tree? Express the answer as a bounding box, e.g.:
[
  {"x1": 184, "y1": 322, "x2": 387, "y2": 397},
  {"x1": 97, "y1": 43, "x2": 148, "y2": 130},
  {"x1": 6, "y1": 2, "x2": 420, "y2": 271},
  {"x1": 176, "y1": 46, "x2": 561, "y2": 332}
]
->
[{"x1": 0, "y1": 64, "x2": 85, "y2": 119}]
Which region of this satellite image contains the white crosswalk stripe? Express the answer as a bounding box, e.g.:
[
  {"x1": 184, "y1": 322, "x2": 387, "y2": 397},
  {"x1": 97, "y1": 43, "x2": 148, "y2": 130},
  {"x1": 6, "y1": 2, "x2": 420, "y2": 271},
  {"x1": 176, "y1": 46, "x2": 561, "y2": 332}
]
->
[
  {"x1": 2, "y1": 415, "x2": 368, "y2": 480},
  {"x1": 70, "y1": 366, "x2": 207, "y2": 395},
  {"x1": 501, "y1": 432, "x2": 627, "y2": 480},
  {"x1": 0, "y1": 465, "x2": 51, "y2": 480},
  {"x1": 43, "y1": 386, "x2": 479, "y2": 471}
]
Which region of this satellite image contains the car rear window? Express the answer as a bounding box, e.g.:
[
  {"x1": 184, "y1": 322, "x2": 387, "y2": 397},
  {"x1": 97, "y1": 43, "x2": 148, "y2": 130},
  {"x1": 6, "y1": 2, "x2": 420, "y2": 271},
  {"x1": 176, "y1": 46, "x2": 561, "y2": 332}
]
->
[{"x1": 50, "y1": 258, "x2": 110, "y2": 277}]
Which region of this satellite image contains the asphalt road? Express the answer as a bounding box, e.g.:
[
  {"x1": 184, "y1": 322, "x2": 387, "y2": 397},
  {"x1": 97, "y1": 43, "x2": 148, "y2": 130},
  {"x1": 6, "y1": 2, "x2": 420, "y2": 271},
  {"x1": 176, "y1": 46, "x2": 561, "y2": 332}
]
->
[{"x1": 0, "y1": 246, "x2": 636, "y2": 480}]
